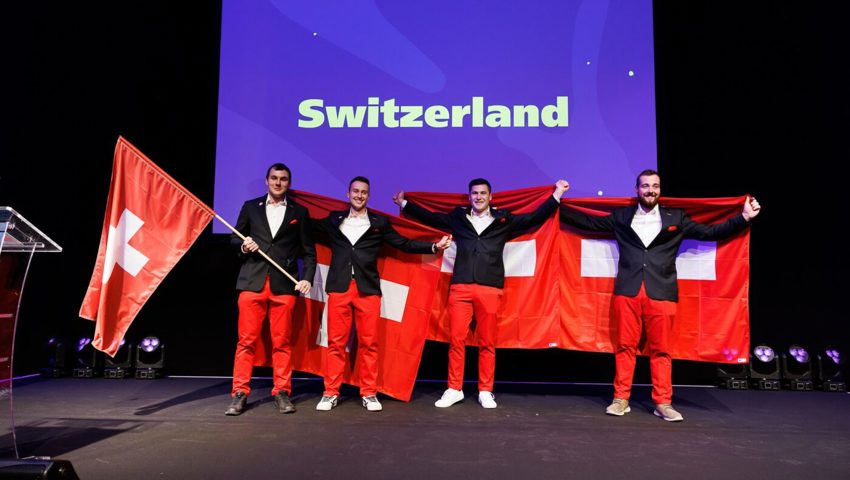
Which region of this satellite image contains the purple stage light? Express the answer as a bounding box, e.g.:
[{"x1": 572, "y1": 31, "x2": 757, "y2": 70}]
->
[
  {"x1": 77, "y1": 337, "x2": 91, "y2": 351},
  {"x1": 140, "y1": 336, "x2": 161, "y2": 353},
  {"x1": 754, "y1": 345, "x2": 775, "y2": 362},
  {"x1": 789, "y1": 345, "x2": 809, "y2": 363}
]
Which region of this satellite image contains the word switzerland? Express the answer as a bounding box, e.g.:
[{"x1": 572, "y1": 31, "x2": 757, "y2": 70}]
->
[{"x1": 298, "y1": 96, "x2": 568, "y2": 128}]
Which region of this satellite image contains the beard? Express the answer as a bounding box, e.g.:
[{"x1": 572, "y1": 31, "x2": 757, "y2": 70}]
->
[{"x1": 638, "y1": 194, "x2": 658, "y2": 210}]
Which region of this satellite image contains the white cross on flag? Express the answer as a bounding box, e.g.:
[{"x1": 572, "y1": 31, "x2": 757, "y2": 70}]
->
[{"x1": 79, "y1": 137, "x2": 213, "y2": 356}]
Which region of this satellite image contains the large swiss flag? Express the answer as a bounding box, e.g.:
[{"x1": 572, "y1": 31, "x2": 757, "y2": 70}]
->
[
  {"x1": 404, "y1": 186, "x2": 751, "y2": 364},
  {"x1": 79, "y1": 137, "x2": 213, "y2": 356}
]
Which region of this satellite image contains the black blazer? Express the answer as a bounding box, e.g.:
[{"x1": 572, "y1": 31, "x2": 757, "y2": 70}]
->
[
  {"x1": 315, "y1": 210, "x2": 435, "y2": 295},
  {"x1": 404, "y1": 196, "x2": 559, "y2": 289},
  {"x1": 231, "y1": 195, "x2": 317, "y2": 295},
  {"x1": 560, "y1": 204, "x2": 748, "y2": 302}
]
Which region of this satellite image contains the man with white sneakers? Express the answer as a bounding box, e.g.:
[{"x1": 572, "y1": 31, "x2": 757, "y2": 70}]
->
[
  {"x1": 313, "y1": 177, "x2": 450, "y2": 412},
  {"x1": 394, "y1": 178, "x2": 568, "y2": 409}
]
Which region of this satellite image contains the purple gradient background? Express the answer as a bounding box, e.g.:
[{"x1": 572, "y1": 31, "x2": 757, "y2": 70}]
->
[{"x1": 214, "y1": 0, "x2": 656, "y2": 231}]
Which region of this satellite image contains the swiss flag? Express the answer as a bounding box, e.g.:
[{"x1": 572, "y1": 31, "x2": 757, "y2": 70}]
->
[
  {"x1": 250, "y1": 190, "x2": 445, "y2": 401},
  {"x1": 404, "y1": 187, "x2": 751, "y2": 364},
  {"x1": 403, "y1": 186, "x2": 561, "y2": 348},
  {"x1": 79, "y1": 137, "x2": 213, "y2": 356}
]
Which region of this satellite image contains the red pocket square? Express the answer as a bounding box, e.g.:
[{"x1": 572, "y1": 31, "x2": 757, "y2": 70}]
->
[
  {"x1": 667, "y1": 225, "x2": 678, "y2": 232},
  {"x1": 373, "y1": 228, "x2": 380, "y2": 232},
  {"x1": 499, "y1": 218, "x2": 507, "y2": 223},
  {"x1": 289, "y1": 219, "x2": 298, "y2": 225}
]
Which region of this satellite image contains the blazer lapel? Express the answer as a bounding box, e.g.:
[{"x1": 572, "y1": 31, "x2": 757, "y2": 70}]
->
[
  {"x1": 253, "y1": 197, "x2": 274, "y2": 240},
  {"x1": 273, "y1": 200, "x2": 295, "y2": 240}
]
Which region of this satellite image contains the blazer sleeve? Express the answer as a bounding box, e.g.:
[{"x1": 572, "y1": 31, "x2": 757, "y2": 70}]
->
[
  {"x1": 681, "y1": 212, "x2": 748, "y2": 240},
  {"x1": 509, "y1": 196, "x2": 559, "y2": 232},
  {"x1": 559, "y1": 204, "x2": 616, "y2": 232},
  {"x1": 382, "y1": 223, "x2": 435, "y2": 254},
  {"x1": 231, "y1": 202, "x2": 251, "y2": 259},
  {"x1": 402, "y1": 200, "x2": 453, "y2": 230},
  {"x1": 298, "y1": 211, "x2": 317, "y2": 283}
]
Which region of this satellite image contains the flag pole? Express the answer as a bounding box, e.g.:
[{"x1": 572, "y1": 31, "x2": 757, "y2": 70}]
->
[{"x1": 214, "y1": 213, "x2": 299, "y2": 285}]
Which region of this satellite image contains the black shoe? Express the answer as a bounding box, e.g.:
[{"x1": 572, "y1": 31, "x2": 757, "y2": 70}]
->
[
  {"x1": 274, "y1": 392, "x2": 296, "y2": 414},
  {"x1": 225, "y1": 392, "x2": 247, "y2": 416}
]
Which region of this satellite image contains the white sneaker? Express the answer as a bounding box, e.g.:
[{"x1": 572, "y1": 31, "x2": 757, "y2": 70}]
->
[
  {"x1": 434, "y1": 388, "x2": 464, "y2": 408},
  {"x1": 478, "y1": 391, "x2": 497, "y2": 409},
  {"x1": 362, "y1": 395, "x2": 383, "y2": 412},
  {"x1": 316, "y1": 395, "x2": 338, "y2": 411}
]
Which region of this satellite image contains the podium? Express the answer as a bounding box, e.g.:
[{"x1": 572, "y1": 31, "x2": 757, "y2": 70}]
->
[{"x1": 0, "y1": 207, "x2": 62, "y2": 460}]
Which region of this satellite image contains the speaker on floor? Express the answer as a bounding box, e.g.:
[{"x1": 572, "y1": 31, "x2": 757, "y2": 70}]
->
[{"x1": 0, "y1": 458, "x2": 79, "y2": 479}]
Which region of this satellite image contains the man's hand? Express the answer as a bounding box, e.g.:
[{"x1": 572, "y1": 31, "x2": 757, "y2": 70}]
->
[
  {"x1": 241, "y1": 236, "x2": 259, "y2": 253},
  {"x1": 742, "y1": 196, "x2": 761, "y2": 221},
  {"x1": 554, "y1": 179, "x2": 570, "y2": 199},
  {"x1": 392, "y1": 191, "x2": 405, "y2": 207},
  {"x1": 294, "y1": 280, "x2": 312, "y2": 295},
  {"x1": 434, "y1": 235, "x2": 453, "y2": 251}
]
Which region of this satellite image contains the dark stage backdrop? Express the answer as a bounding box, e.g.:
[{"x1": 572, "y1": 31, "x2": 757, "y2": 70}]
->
[{"x1": 1, "y1": 1, "x2": 848, "y2": 384}]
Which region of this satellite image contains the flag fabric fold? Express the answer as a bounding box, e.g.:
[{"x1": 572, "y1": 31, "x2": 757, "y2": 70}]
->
[{"x1": 79, "y1": 137, "x2": 214, "y2": 356}]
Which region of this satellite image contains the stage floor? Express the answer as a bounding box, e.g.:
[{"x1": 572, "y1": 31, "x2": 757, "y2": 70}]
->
[{"x1": 6, "y1": 376, "x2": 850, "y2": 479}]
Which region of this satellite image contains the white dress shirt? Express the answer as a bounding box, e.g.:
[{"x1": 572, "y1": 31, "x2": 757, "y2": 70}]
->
[
  {"x1": 340, "y1": 208, "x2": 371, "y2": 245},
  {"x1": 631, "y1": 204, "x2": 662, "y2": 247},
  {"x1": 266, "y1": 195, "x2": 287, "y2": 237}
]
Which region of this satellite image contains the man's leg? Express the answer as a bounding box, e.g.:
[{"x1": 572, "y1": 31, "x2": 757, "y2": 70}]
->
[
  {"x1": 470, "y1": 285, "x2": 502, "y2": 394},
  {"x1": 324, "y1": 282, "x2": 356, "y2": 398},
  {"x1": 231, "y1": 279, "x2": 271, "y2": 397},
  {"x1": 446, "y1": 284, "x2": 475, "y2": 390}
]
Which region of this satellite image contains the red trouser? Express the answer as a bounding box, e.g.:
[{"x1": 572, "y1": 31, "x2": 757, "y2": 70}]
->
[
  {"x1": 232, "y1": 277, "x2": 296, "y2": 397},
  {"x1": 612, "y1": 284, "x2": 677, "y2": 405},
  {"x1": 447, "y1": 283, "x2": 503, "y2": 392},
  {"x1": 324, "y1": 280, "x2": 381, "y2": 397}
]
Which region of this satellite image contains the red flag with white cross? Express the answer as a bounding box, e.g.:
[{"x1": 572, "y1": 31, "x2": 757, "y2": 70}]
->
[
  {"x1": 79, "y1": 137, "x2": 213, "y2": 356},
  {"x1": 403, "y1": 186, "x2": 751, "y2": 364}
]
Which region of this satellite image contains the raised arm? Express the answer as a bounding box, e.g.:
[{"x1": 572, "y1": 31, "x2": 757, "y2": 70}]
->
[
  {"x1": 393, "y1": 190, "x2": 453, "y2": 230},
  {"x1": 557, "y1": 181, "x2": 615, "y2": 232},
  {"x1": 681, "y1": 196, "x2": 760, "y2": 240},
  {"x1": 509, "y1": 179, "x2": 569, "y2": 231}
]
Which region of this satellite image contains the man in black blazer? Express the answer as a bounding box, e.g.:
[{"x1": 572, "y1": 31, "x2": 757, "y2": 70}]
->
[
  {"x1": 225, "y1": 163, "x2": 316, "y2": 416},
  {"x1": 559, "y1": 169, "x2": 761, "y2": 421},
  {"x1": 313, "y1": 176, "x2": 450, "y2": 412},
  {"x1": 393, "y1": 178, "x2": 569, "y2": 409}
]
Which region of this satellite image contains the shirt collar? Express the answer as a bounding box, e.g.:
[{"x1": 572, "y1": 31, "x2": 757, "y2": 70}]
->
[
  {"x1": 348, "y1": 207, "x2": 369, "y2": 219},
  {"x1": 635, "y1": 204, "x2": 659, "y2": 216},
  {"x1": 266, "y1": 194, "x2": 287, "y2": 206},
  {"x1": 469, "y1": 208, "x2": 493, "y2": 219}
]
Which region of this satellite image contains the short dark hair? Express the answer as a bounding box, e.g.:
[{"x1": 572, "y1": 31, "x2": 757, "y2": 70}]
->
[
  {"x1": 468, "y1": 178, "x2": 491, "y2": 193},
  {"x1": 266, "y1": 163, "x2": 292, "y2": 181},
  {"x1": 635, "y1": 169, "x2": 660, "y2": 187},
  {"x1": 349, "y1": 176, "x2": 370, "y2": 189}
]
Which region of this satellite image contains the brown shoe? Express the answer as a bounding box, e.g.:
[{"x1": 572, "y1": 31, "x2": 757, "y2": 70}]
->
[
  {"x1": 274, "y1": 392, "x2": 296, "y2": 414},
  {"x1": 225, "y1": 392, "x2": 247, "y2": 416}
]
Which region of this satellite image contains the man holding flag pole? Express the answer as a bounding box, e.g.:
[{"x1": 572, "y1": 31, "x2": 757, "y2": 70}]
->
[
  {"x1": 223, "y1": 163, "x2": 316, "y2": 416},
  {"x1": 80, "y1": 138, "x2": 316, "y2": 416}
]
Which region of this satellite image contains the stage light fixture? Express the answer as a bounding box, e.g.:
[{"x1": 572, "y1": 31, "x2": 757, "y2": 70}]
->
[
  {"x1": 135, "y1": 336, "x2": 164, "y2": 379},
  {"x1": 41, "y1": 337, "x2": 70, "y2": 378},
  {"x1": 749, "y1": 344, "x2": 781, "y2": 390},
  {"x1": 104, "y1": 339, "x2": 134, "y2": 379},
  {"x1": 814, "y1": 346, "x2": 845, "y2": 392},
  {"x1": 72, "y1": 337, "x2": 103, "y2": 378},
  {"x1": 781, "y1": 344, "x2": 813, "y2": 391}
]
